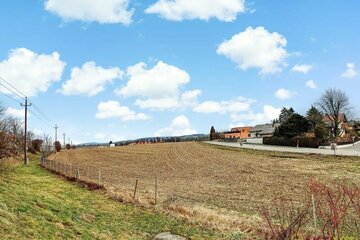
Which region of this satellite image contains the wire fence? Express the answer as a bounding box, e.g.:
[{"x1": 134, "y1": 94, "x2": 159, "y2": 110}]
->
[
  {"x1": 39, "y1": 157, "x2": 196, "y2": 205},
  {"x1": 39, "y1": 156, "x2": 263, "y2": 212}
]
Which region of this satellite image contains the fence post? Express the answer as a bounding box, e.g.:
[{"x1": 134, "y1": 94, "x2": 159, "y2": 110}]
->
[
  {"x1": 133, "y1": 178, "x2": 138, "y2": 199},
  {"x1": 155, "y1": 177, "x2": 158, "y2": 205},
  {"x1": 77, "y1": 167, "x2": 80, "y2": 179},
  {"x1": 311, "y1": 194, "x2": 317, "y2": 238},
  {"x1": 98, "y1": 168, "x2": 101, "y2": 185},
  {"x1": 87, "y1": 166, "x2": 90, "y2": 179}
]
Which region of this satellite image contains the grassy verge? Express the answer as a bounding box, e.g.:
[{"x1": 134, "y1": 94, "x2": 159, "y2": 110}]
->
[{"x1": 0, "y1": 154, "x2": 218, "y2": 240}]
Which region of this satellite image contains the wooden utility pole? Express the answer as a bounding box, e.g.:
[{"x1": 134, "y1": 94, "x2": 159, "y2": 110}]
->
[
  {"x1": 63, "y1": 132, "x2": 66, "y2": 148},
  {"x1": 21, "y1": 97, "x2": 31, "y2": 165},
  {"x1": 54, "y1": 124, "x2": 59, "y2": 142}
]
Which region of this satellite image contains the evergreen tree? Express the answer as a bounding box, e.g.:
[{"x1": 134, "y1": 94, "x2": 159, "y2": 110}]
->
[
  {"x1": 306, "y1": 105, "x2": 324, "y2": 131},
  {"x1": 210, "y1": 126, "x2": 216, "y2": 141},
  {"x1": 278, "y1": 107, "x2": 295, "y2": 123},
  {"x1": 274, "y1": 113, "x2": 310, "y2": 138}
]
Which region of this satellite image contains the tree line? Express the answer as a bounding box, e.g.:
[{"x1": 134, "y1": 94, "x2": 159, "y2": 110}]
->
[{"x1": 0, "y1": 102, "x2": 53, "y2": 160}]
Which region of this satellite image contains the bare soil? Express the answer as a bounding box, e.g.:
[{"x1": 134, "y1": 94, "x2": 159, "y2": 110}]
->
[{"x1": 48, "y1": 142, "x2": 360, "y2": 215}]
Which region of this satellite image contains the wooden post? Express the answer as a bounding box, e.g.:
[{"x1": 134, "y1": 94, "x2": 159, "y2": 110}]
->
[
  {"x1": 77, "y1": 167, "x2": 80, "y2": 179},
  {"x1": 87, "y1": 166, "x2": 90, "y2": 179},
  {"x1": 70, "y1": 164, "x2": 72, "y2": 177},
  {"x1": 98, "y1": 168, "x2": 101, "y2": 185},
  {"x1": 311, "y1": 194, "x2": 317, "y2": 238},
  {"x1": 133, "y1": 178, "x2": 138, "y2": 199},
  {"x1": 155, "y1": 177, "x2": 158, "y2": 205}
]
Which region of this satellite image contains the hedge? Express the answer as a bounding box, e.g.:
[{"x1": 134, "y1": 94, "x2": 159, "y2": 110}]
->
[{"x1": 263, "y1": 136, "x2": 320, "y2": 148}]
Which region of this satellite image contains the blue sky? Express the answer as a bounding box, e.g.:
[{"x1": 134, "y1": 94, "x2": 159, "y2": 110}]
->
[{"x1": 0, "y1": 0, "x2": 359, "y2": 144}]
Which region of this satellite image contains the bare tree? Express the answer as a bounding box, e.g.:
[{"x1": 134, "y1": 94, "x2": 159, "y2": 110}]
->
[{"x1": 316, "y1": 88, "x2": 351, "y2": 139}]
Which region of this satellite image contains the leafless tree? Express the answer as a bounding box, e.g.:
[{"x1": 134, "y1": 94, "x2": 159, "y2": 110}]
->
[
  {"x1": 41, "y1": 134, "x2": 53, "y2": 157},
  {"x1": 316, "y1": 88, "x2": 351, "y2": 139}
]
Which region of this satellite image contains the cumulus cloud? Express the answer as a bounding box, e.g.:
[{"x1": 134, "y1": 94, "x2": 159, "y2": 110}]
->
[
  {"x1": 341, "y1": 63, "x2": 357, "y2": 79},
  {"x1": 292, "y1": 64, "x2": 313, "y2": 74},
  {"x1": 45, "y1": 0, "x2": 133, "y2": 25},
  {"x1": 155, "y1": 115, "x2": 197, "y2": 137},
  {"x1": 115, "y1": 61, "x2": 200, "y2": 110},
  {"x1": 193, "y1": 97, "x2": 255, "y2": 114},
  {"x1": 306, "y1": 80, "x2": 317, "y2": 89},
  {"x1": 59, "y1": 62, "x2": 124, "y2": 96},
  {"x1": 0, "y1": 48, "x2": 65, "y2": 97},
  {"x1": 145, "y1": 0, "x2": 246, "y2": 22},
  {"x1": 95, "y1": 100, "x2": 150, "y2": 121},
  {"x1": 5, "y1": 107, "x2": 24, "y2": 119},
  {"x1": 217, "y1": 27, "x2": 288, "y2": 75},
  {"x1": 231, "y1": 105, "x2": 281, "y2": 126},
  {"x1": 274, "y1": 88, "x2": 296, "y2": 100}
]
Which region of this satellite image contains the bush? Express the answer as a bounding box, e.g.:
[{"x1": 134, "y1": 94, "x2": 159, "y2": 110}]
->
[
  {"x1": 31, "y1": 139, "x2": 43, "y2": 152},
  {"x1": 65, "y1": 144, "x2": 71, "y2": 150},
  {"x1": 54, "y1": 141, "x2": 61, "y2": 152},
  {"x1": 259, "y1": 180, "x2": 360, "y2": 239},
  {"x1": 263, "y1": 136, "x2": 320, "y2": 148}
]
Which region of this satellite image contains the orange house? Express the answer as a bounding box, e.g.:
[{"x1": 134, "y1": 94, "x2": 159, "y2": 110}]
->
[{"x1": 225, "y1": 126, "x2": 252, "y2": 139}]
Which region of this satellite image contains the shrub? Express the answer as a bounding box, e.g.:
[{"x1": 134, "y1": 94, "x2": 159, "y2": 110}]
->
[
  {"x1": 66, "y1": 144, "x2": 71, "y2": 150},
  {"x1": 263, "y1": 136, "x2": 320, "y2": 148},
  {"x1": 259, "y1": 180, "x2": 360, "y2": 239},
  {"x1": 31, "y1": 139, "x2": 43, "y2": 152},
  {"x1": 54, "y1": 141, "x2": 61, "y2": 152}
]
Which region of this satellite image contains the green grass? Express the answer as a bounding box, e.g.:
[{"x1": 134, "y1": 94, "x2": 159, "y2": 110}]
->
[{"x1": 0, "y1": 155, "x2": 218, "y2": 240}]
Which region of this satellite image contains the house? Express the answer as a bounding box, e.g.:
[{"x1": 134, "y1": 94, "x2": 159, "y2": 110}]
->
[
  {"x1": 224, "y1": 126, "x2": 252, "y2": 139},
  {"x1": 249, "y1": 123, "x2": 278, "y2": 138},
  {"x1": 323, "y1": 113, "x2": 348, "y2": 137}
]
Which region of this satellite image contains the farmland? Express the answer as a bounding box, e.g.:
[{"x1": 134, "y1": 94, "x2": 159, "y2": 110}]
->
[{"x1": 48, "y1": 142, "x2": 360, "y2": 216}]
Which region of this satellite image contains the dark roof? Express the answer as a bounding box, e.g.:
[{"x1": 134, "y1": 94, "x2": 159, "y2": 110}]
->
[{"x1": 249, "y1": 123, "x2": 278, "y2": 134}]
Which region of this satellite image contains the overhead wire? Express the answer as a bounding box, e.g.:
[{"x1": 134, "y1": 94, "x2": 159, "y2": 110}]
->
[
  {"x1": 0, "y1": 76, "x2": 26, "y2": 98},
  {"x1": 0, "y1": 91, "x2": 22, "y2": 104},
  {"x1": 0, "y1": 82, "x2": 25, "y2": 100}
]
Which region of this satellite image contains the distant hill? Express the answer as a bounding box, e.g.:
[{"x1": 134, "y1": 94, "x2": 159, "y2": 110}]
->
[{"x1": 76, "y1": 134, "x2": 209, "y2": 147}]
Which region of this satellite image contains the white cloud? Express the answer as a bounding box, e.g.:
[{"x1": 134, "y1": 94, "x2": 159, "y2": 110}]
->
[
  {"x1": 32, "y1": 129, "x2": 43, "y2": 136},
  {"x1": 59, "y1": 62, "x2": 123, "y2": 96},
  {"x1": 341, "y1": 63, "x2": 357, "y2": 79},
  {"x1": 306, "y1": 80, "x2": 317, "y2": 89},
  {"x1": 193, "y1": 97, "x2": 254, "y2": 114},
  {"x1": 274, "y1": 88, "x2": 296, "y2": 100},
  {"x1": 45, "y1": 0, "x2": 133, "y2": 25},
  {"x1": 231, "y1": 105, "x2": 281, "y2": 126},
  {"x1": 115, "y1": 61, "x2": 200, "y2": 110},
  {"x1": 217, "y1": 27, "x2": 288, "y2": 75},
  {"x1": 95, "y1": 133, "x2": 106, "y2": 140},
  {"x1": 155, "y1": 115, "x2": 197, "y2": 137},
  {"x1": 0, "y1": 48, "x2": 65, "y2": 97},
  {"x1": 5, "y1": 107, "x2": 24, "y2": 119},
  {"x1": 292, "y1": 64, "x2": 313, "y2": 74},
  {"x1": 95, "y1": 100, "x2": 150, "y2": 121},
  {"x1": 145, "y1": 0, "x2": 246, "y2": 22}
]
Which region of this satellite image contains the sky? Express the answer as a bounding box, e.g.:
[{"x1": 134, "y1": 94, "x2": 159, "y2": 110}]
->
[{"x1": 0, "y1": 0, "x2": 359, "y2": 144}]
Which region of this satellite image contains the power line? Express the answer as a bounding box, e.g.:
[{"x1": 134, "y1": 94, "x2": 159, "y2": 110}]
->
[
  {"x1": 30, "y1": 101, "x2": 52, "y2": 123},
  {"x1": 0, "y1": 91, "x2": 22, "y2": 104},
  {"x1": 28, "y1": 108, "x2": 52, "y2": 127},
  {"x1": 0, "y1": 76, "x2": 26, "y2": 98},
  {"x1": 0, "y1": 82, "x2": 25, "y2": 100}
]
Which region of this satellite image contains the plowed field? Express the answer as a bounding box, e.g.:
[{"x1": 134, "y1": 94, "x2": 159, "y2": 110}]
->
[{"x1": 48, "y1": 142, "x2": 360, "y2": 214}]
